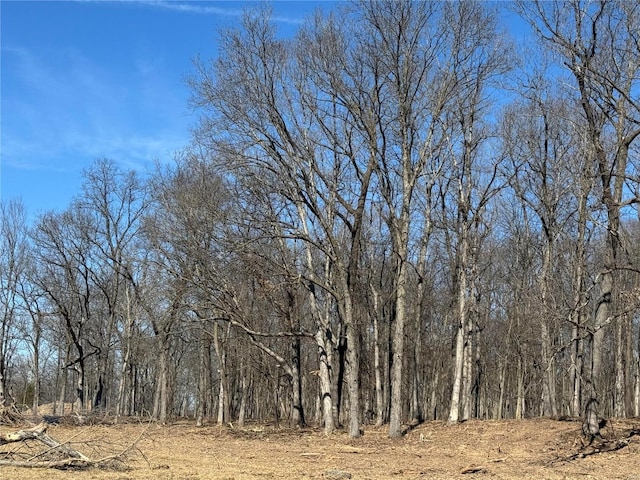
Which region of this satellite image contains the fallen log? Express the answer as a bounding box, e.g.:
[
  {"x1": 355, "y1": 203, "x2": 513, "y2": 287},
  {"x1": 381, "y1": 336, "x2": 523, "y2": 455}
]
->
[
  {"x1": 1, "y1": 422, "x2": 90, "y2": 462},
  {"x1": 0, "y1": 422, "x2": 48, "y2": 445}
]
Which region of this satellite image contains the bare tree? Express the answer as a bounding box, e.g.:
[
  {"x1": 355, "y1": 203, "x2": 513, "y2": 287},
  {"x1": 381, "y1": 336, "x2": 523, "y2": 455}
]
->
[
  {"x1": 30, "y1": 159, "x2": 148, "y2": 414},
  {"x1": 0, "y1": 199, "x2": 29, "y2": 418},
  {"x1": 354, "y1": 0, "x2": 451, "y2": 436},
  {"x1": 78, "y1": 159, "x2": 148, "y2": 410},
  {"x1": 517, "y1": 0, "x2": 640, "y2": 433},
  {"x1": 438, "y1": 1, "x2": 508, "y2": 424},
  {"x1": 502, "y1": 73, "x2": 582, "y2": 417},
  {"x1": 143, "y1": 152, "x2": 225, "y2": 423},
  {"x1": 16, "y1": 274, "x2": 48, "y2": 416},
  {"x1": 33, "y1": 205, "x2": 97, "y2": 411},
  {"x1": 188, "y1": 6, "x2": 385, "y2": 437}
]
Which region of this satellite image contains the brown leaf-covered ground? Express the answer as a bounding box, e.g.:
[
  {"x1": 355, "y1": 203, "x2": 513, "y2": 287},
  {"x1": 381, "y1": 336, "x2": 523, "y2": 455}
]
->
[{"x1": 1, "y1": 416, "x2": 639, "y2": 479}]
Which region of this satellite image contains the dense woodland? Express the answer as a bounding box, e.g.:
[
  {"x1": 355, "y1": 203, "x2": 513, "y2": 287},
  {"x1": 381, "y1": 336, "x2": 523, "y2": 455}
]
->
[{"x1": 1, "y1": 1, "x2": 640, "y2": 438}]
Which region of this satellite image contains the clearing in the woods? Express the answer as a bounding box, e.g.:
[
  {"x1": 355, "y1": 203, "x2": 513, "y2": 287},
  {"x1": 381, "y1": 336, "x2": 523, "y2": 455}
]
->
[{"x1": 1, "y1": 417, "x2": 639, "y2": 479}]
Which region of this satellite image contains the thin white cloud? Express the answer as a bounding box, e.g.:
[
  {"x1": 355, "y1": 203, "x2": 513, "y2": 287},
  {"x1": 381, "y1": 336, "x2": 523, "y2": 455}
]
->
[
  {"x1": 108, "y1": 0, "x2": 304, "y2": 25},
  {"x1": 146, "y1": 0, "x2": 302, "y2": 25},
  {"x1": 136, "y1": 0, "x2": 245, "y2": 17},
  {"x1": 3, "y1": 0, "x2": 307, "y2": 178}
]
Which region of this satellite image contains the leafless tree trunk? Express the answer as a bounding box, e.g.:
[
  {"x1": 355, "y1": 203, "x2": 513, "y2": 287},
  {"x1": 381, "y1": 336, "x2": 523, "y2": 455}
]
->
[
  {"x1": 449, "y1": 216, "x2": 470, "y2": 424},
  {"x1": 213, "y1": 321, "x2": 231, "y2": 425},
  {"x1": 570, "y1": 163, "x2": 591, "y2": 417},
  {"x1": 370, "y1": 287, "x2": 385, "y2": 428},
  {"x1": 311, "y1": 279, "x2": 335, "y2": 433},
  {"x1": 0, "y1": 200, "x2": 29, "y2": 416},
  {"x1": 635, "y1": 332, "x2": 640, "y2": 417},
  {"x1": 614, "y1": 314, "x2": 626, "y2": 417},
  {"x1": 195, "y1": 320, "x2": 210, "y2": 427},
  {"x1": 517, "y1": 0, "x2": 640, "y2": 435},
  {"x1": 152, "y1": 335, "x2": 170, "y2": 423},
  {"x1": 116, "y1": 287, "x2": 134, "y2": 418}
]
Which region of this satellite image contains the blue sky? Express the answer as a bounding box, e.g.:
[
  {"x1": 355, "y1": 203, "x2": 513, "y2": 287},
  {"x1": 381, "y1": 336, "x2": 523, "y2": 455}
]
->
[
  {"x1": 1, "y1": 0, "x2": 329, "y2": 216},
  {"x1": 2, "y1": 1, "x2": 531, "y2": 218}
]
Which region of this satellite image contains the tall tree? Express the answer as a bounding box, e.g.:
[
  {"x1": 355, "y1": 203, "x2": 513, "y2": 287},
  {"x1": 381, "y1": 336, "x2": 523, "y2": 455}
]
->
[
  {"x1": 356, "y1": 0, "x2": 451, "y2": 436},
  {"x1": 440, "y1": 0, "x2": 507, "y2": 424},
  {"x1": 189, "y1": 6, "x2": 383, "y2": 437},
  {"x1": 33, "y1": 206, "x2": 96, "y2": 410},
  {"x1": 143, "y1": 152, "x2": 226, "y2": 423},
  {"x1": 502, "y1": 79, "x2": 579, "y2": 417},
  {"x1": 0, "y1": 199, "x2": 29, "y2": 417},
  {"x1": 79, "y1": 159, "x2": 148, "y2": 410},
  {"x1": 517, "y1": 0, "x2": 640, "y2": 432}
]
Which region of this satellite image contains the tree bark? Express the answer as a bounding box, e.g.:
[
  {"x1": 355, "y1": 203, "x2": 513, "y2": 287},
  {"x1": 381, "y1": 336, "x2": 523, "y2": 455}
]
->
[
  {"x1": 570, "y1": 174, "x2": 589, "y2": 417},
  {"x1": 635, "y1": 340, "x2": 640, "y2": 417},
  {"x1": 152, "y1": 335, "x2": 170, "y2": 423},
  {"x1": 614, "y1": 314, "x2": 626, "y2": 417},
  {"x1": 213, "y1": 321, "x2": 230, "y2": 425},
  {"x1": 448, "y1": 188, "x2": 470, "y2": 424},
  {"x1": 238, "y1": 361, "x2": 248, "y2": 427},
  {"x1": 290, "y1": 336, "x2": 305, "y2": 427},
  {"x1": 389, "y1": 227, "x2": 409, "y2": 437},
  {"x1": 31, "y1": 324, "x2": 41, "y2": 416},
  {"x1": 340, "y1": 289, "x2": 361, "y2": 438},
  {"x1": 196, "y1": 322, "x2": 209, "y2": 427},
  {"x1": 371, "y1": 286, "x2": 384, "y2": 428},
  {"x1": 116, "y1": 288, "x2": 134, "y2": 418},
  {"x1": 515, "y1": 354, "x2": 525, "y2": 420}
]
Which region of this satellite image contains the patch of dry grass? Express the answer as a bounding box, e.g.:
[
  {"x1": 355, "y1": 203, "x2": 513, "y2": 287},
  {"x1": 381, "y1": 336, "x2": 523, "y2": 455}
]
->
[{"x1": 1, "y1": 417, "x2": 639, "y2": 479}]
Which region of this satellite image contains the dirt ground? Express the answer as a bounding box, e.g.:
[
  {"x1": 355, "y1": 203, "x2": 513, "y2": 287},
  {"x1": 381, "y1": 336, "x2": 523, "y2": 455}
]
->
[{"x1": 1, "y1": 417, "x2": 639, "y2": 479}]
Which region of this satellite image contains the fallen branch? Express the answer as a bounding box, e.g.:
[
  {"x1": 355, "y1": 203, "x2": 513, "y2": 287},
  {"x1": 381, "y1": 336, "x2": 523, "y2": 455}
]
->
[
  {"x1": 0, "y1": 420, "x2": 149, "y2": 470},
  {"x1": 0, "y1": 458, "x2": 93, "y2": 469},
  {"x1": 25, "y1": 424, "x2": 90, "y2": 462},
  {"x1": 552, "y1": 428, "x2": 640, "y2": 465},
  {"x1": 461, "y1": 465, "x2": 487, "y2": 474}
]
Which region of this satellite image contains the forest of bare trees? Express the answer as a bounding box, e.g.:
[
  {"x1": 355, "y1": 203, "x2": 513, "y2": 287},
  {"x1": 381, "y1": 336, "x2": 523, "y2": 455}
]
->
[{"x1": 1, "y1": 1, "x2": 639, "y2": 439}]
